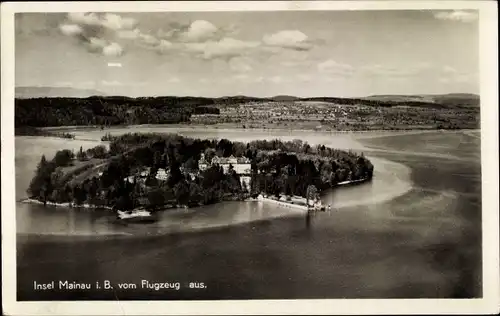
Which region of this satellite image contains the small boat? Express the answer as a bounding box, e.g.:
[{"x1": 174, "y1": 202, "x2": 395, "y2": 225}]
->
[{"x1": 117, "y1": 208, "x2": 157, "y2": 223}]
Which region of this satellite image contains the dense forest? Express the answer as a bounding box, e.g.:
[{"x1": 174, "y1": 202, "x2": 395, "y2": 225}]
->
[
  {"x1": 15, "y1": 96, "x2": 221, "y2": 127},
  {"x1": 27, "y1": 133, "x2": 373, "y2": 212}
]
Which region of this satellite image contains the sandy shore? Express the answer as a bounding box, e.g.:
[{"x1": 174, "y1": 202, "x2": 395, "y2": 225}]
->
[{"x1": 20, "y1": 198, "x2": 113, "y2": 210}]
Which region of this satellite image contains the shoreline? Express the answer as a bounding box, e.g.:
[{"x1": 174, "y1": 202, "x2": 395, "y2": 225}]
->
[
  {"x1": 335, "y1": 177, "x2": 370, "y2": 187},
  {"x1": 19, "y1": 177, "x2": 370, "y2": 212},
  {"x1": 37, "y1": 124, "x2": 480, "y2": 134},
  {"x1": 20, "y1": 198, "x2": 114, "y2": 210},
  {"x1": 257, "y1": 197, "x2": 309, "y2": 212}
]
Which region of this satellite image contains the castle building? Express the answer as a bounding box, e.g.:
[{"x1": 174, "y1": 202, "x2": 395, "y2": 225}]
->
[
  {"x1": 155, "y1": 168, "x2": 169, "y2": 181},
  {"x1": 199, "y1": 154, "x2": 251, "y2": 175}
]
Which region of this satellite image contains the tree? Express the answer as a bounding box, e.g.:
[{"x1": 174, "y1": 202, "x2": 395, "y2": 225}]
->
[
  {"x1": 87, "y1": 145, "x2": 108, "y2": 159},
  {"x1": 306, "y1": 184, "x2": 318, "y2": 206},
  {"x1": 241, "y1": 180, "x2": 249, "y2": 193},
  {"x1": 168, "y1": 162, "x2": 184, "y2": 187},
  {"x1": 204, "y1": 148, "x2": 216, "y2": 164},
  {"x1": 174, "y1": 180, "x2": 190, "y2": 206},
  {"x1": 183, "y1": 157, "x2": 198, "y2": 171},
  {"x1": 115, "y1": 194, "x2": 134, "y2": 211},
  {"x1": 189, "y1": 183, "x2": 203, "y2": 205},
  {"x1": 73, "y1": 185, "x2": 87, "y2": 205},
  {"x1": 147, "y1": 188, "x2": 165, "y2": 210},
  {"x1": 53, "y1": 149, "x2": 74, "y2": 167},
  {"x1": 109, "y1": 142, "x2": 125, "y2": 156},
  {"x1": 145, "y1": 175, "x2": 159, "y2": 187},
  {"x1": 162, "y1": 187, "x2": 176, "y2": 203},
  {"x1": 77, "y1": 146, "x2": 87, "y2": 161},
  {"x1": 153, "y1": 150, "x2": 162, "y2": 169},
  {"x1": 27, "y1": 155, "x2": 55, "y2": 200}
]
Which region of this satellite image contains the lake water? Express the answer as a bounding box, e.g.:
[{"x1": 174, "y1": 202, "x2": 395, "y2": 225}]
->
[{"x1": 15, "y1": 127, "x2": 482, "y2": 300}]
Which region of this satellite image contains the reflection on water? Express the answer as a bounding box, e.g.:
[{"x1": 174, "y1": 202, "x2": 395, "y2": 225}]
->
[{"x1": 14, "y1": 128, "x2": 482, "y2": 299}]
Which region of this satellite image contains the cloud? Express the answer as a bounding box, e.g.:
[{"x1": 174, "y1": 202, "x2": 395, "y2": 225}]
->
[
  {"x1": 317, "y1": 59, "x2": 354, "y2": 76},
  {"x1": 439, "y1": 66, "x2": 477, "y2": 84},
  {"x1": 263, "y1": 30, "x2": 313, "y2": 51},
  {"x1": 59, "y1": 14, "x2": 312, "y2": 62},
  {"x1": 101, "y1": 80, "x2": 122, "y2": 86},
  {"x1": 117, "y1": 28, "x2": 141, "y2": 40},
  {"x1": 361, "y1": 63, "x2": 433, "y2": 77},
  {"x1": 117, "y1": 28, "x2": 174, "y2": 53},
  {"x1": 79, "y1": 81, "x2": 97, "y2": 88},
  {"x1": 67, "y1": 12, "x2": 137, "y2": 30},
  {"x1": 157, "y1": 40, "x2": 174, "y2": 53},
  {"x1": 182, "y1": 20, "x2": 218, "y2": 42},
  {"x1": 140, "y1": 33, "x2": 160, "y2": 46},
  {"x1": 268, "y1": 76, "x2": 283, "y2": 84},
  {"x1": 233, "y1": 74, "x2": 249, "y2": 81},
  {"x1": 281, "y1": 61, "x2": 299, "y2": 67},
  {"x1": 86, "y1": 37, "x2": 123, "y2": 57},
  {"x1": 60, "y1": 12, "x2": 136, "y2": 56},
  {"x1": 229, "y1": 58, "x2": 253, "y2": 72},
  {"x1": 253, "y1": 76, "x2": 265, "y2": 83},
  {"x1": 442, "y1": 65, "x2": 459, "y2": 74},
  {"x1": 297, "y1": 74, "x2": 312, "y2": 82},
  {"x1": 433, "y1": 10, "x2": 478, "y2": 23},
  {"x1": 100, "y1": 13, "x2": 137, "y2": 31},
  {"x1": 185, "y1": 38, "x2": 260, "y2": 60},
  {"x1": 103, "y1": 42, "x2": 123, "y2": 57},
  {"x1": 67, "y1": 12, "x2": 101, "y2": 26},
  {"x1": 87, "y1": 37, "x2": 108, "y2": 52},
  {"x1": 59, "y1": 24, "x2": 83, "y2": 36},
  {"x1": 61, "y1": 15, "x2": 236, "y2": 58},
  {"x1": 54, "y1": 81, "x2": 73, "y2": 87}
]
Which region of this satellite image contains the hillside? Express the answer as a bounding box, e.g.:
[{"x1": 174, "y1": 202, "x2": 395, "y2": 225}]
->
[
  {"x1": 362, "y1": 93, "x2": 480, "y2": 107},
  {"x1": 15, "y1": 86, "x2": 106, "y2": 99},
  {"x1": 14, "y1": 91, "x2": 480, "y2": 131}
]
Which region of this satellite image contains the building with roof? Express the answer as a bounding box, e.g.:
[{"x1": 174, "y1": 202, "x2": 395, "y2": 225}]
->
[
  {"x1": 155, "y1": 168, "x2": 169, "y2": 181},
  {"x1": 199, "y1": 153, "x2": 251, "y2": 175}
]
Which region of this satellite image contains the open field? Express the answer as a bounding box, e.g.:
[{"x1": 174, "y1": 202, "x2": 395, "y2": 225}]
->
[{"x1": 191, "y1": 100, "x2": 479, "y2": 131}]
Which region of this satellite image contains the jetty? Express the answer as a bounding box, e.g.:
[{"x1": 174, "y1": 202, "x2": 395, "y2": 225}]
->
[{"x1": 257, "y1": 194, "x2": 329, "y2": 212}]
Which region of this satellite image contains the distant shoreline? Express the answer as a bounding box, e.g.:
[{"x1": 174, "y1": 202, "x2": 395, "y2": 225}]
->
[{"x1": 37, "y1": 124, "x2": 480, "y2": 134}]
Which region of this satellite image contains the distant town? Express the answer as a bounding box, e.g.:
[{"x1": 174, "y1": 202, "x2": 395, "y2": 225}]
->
[{"x1": 15, "y1": 90, "x2": 480, "y2": 135}]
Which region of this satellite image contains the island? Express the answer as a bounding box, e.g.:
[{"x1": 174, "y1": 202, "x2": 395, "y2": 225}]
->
[{"x1": 25, "y1": 132, "x2": 374, "y2": 216}]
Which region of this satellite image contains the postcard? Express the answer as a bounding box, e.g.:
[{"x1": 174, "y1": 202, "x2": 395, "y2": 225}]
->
[{"x1": 1, "y1": 1, "x2": 498, "y2": 315}]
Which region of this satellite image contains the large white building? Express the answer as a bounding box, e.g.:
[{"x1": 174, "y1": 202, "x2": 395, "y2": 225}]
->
[
  {"x1": 155, "y1": 168, "x2": 169, "y2": 181},
  {"x1": 199, "y1": 154, "x2": 251, "y2": 175}
]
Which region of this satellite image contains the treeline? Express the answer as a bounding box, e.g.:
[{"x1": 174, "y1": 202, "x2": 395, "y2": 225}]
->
[
  {"x1": 27, "y1": 132, "x2": 373, "y2": 211},
  {"x1": 15, "y1": 96, "x2": 220, "y2": 127}
]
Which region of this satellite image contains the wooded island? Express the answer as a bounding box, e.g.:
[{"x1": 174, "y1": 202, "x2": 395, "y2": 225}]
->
[{"x1": 27, "y1": 133, "x2": 374, "y2": 212}]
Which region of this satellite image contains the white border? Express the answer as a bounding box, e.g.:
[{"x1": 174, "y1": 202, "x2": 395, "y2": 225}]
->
[{"x1": 2, "y1": 1, "x2": 499, "y2": 315}]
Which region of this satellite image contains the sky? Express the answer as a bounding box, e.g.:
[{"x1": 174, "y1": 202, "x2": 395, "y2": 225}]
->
[{"x1": 15, "y1": 10, "x2": 479, "y2": 97}]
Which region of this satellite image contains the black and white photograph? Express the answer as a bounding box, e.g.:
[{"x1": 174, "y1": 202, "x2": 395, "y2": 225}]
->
[{"x1": 2, "y1": 1, "x2": 498, "y2": 315}]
